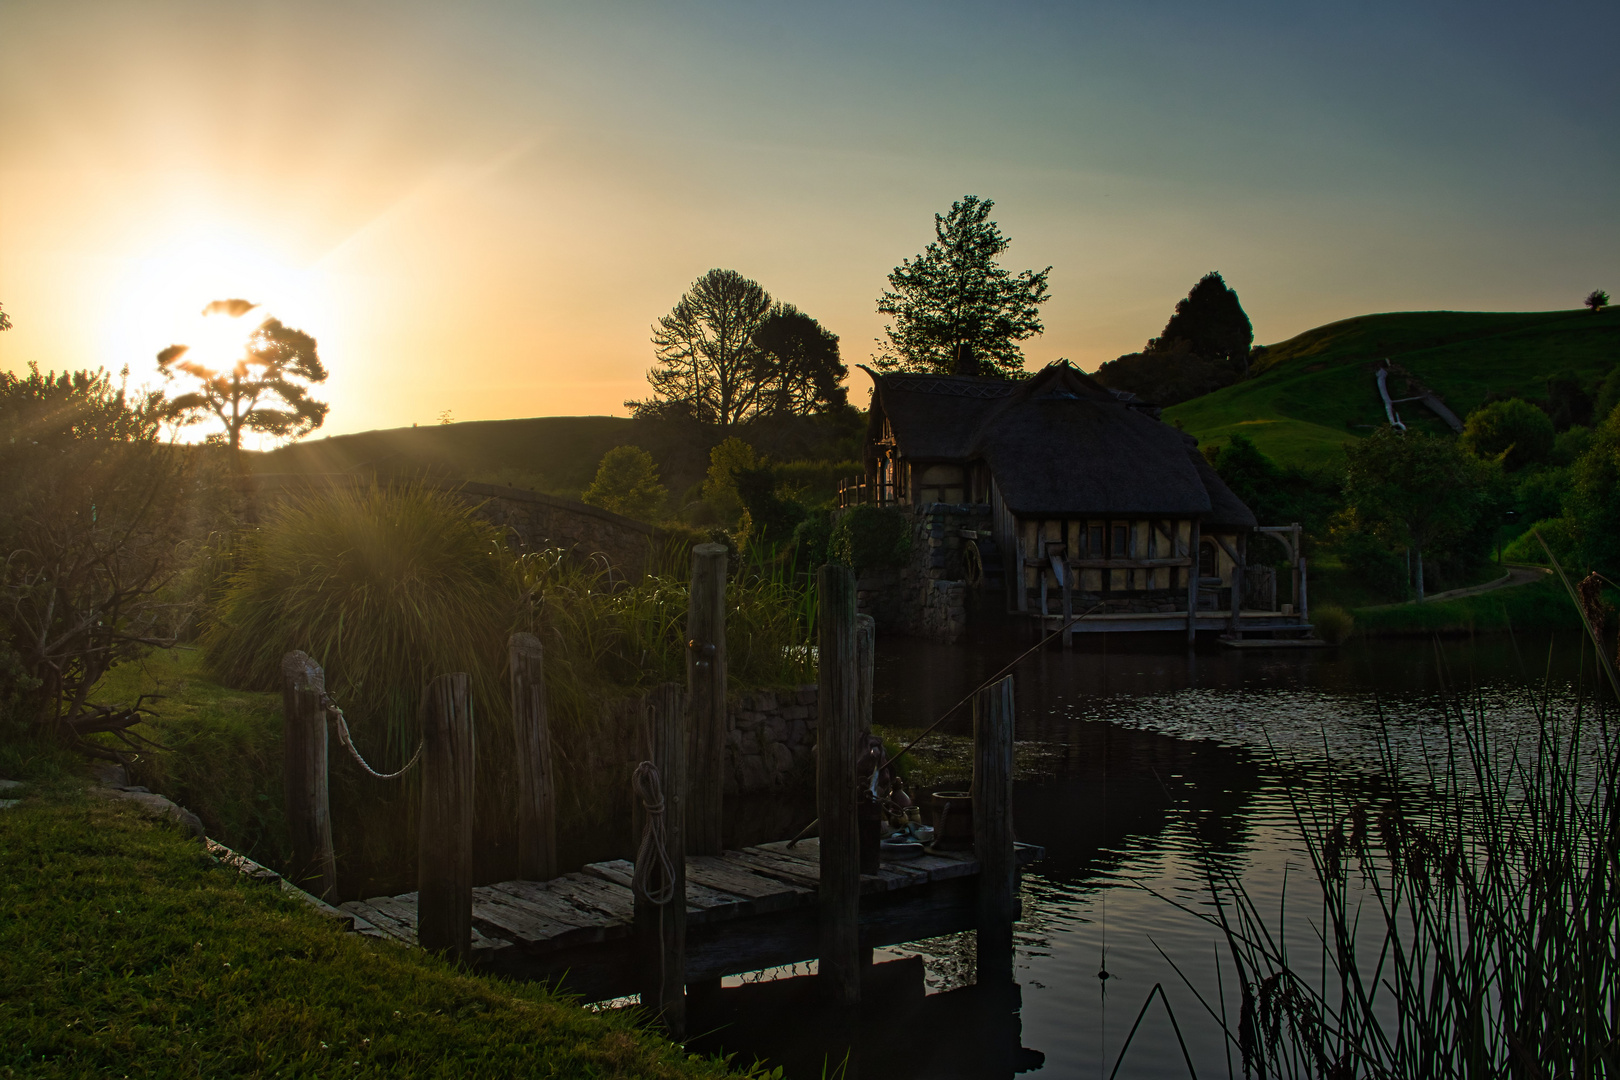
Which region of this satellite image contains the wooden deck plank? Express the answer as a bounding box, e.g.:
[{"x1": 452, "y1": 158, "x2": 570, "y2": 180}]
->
[
  {"x1": 472, "y1": 887, "x2": 597, "y2": 950},
  {"x1": 582, "y1": 858, "x2": 755, "y2": 922},
  {"x1": 538, "y1": 874, "x2": 637, "y2": 922},
  {"x1": 487, "y1": 880, "x2": 616, "y2": 931},
  {"x1": 365, "y1": 894, "x2": 420, "y2": 929},
  {"x1": 340, "y1": 901, "x2": 413, "y2": 944},
  {"x1": 723, "y1": 849, "x2": 822, "y2": 888},
  {"x1": 684, "y1": 856, "x2": 810, "y2": 910}
]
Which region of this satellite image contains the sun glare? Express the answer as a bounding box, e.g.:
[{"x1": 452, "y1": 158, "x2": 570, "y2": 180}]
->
[{"x1": 97, "y1": 222, "x2": 336, "y2": 445}]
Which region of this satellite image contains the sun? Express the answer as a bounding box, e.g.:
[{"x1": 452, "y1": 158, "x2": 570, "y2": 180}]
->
[{"x1": 101, "y1": 221, "x2": 331, "y2": 400}]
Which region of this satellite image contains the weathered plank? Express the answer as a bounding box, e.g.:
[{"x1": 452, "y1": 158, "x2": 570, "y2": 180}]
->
[
  {"x1": 418, "y1": 672, "x2": 475, "y2": 958},
  {"x1": 533, "y1": 873, "x2": 636, "y2": 923},
  {"x1": 582, "y1": 859, "x2": 749, "y2": 921},
  {"x1": 685, "y1": 855, "x2": 809, "y2": 911},
  {"x1": 340, "y1": 901, "x2": 413, "y2": 944},
  {"x1": 723, "y1": 849, "x2": 822, "y2": 888},
  {"x1": 510, "y1": 633, "x2": 557, "y2": 883},
  {"x1": 471, "y1": 887, "x2": 589, "y2": 949}
]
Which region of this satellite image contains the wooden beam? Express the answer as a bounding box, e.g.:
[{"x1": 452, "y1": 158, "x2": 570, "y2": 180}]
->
[
  {"x1": 816, "y1": 564, "x2": 861, "y2": 1005},
  {"x1": 634, "y1": 683, "x2": 687, "y2": 1035},
  {"x1": 973, "y1": 676, "x2": 1016, "y2": 980},
  {"x1": 282, "y1": 651, "x2": 335, "y2": 901},
  {"x1": 1186, "y1": 520, "x2": 1201, "y2": 643},
  {"x1": 419, "y1": 672, "x2": 474, "y2": 959},
  {"x1": 685, "y1": 542, "x2": 728, "y2": 856},
  {"x1": 510, "y1": 633, "x2": 556, "y2": 882}
]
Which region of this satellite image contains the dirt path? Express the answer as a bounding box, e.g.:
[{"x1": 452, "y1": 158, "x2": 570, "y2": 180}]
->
[{"x1": 1361, "y1": 564, "x2": 1549, "y2": 610}]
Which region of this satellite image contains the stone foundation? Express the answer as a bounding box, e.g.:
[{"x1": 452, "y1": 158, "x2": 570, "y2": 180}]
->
[
  {"x1": 854, "y1": 503, "x2": 989, "y2": 643},
  {"x1": 726, "y1": 686, "x2": 818, "y2": 794}
]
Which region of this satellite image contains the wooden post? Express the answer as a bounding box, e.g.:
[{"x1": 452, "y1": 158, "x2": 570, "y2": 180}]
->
[
  {"x1": 282, "y1": 651, "x2": 335, "y2": 901},
  {"x1": 1228, "y1": 533, "x2": 1246, "y2": 635},
  {"x1": 855, "y1": 614, "x2": 875, "y2": 737},
  {"x1": 510, "y1": 633, "x2": 555, "y2": 882},
  {"x1": 974, "y1": 674, "x2": 1016, "y2": 980},
  {"x1": 418, "y1": 672, "x2": 474, "y2": 958},
  {"x1": 685, "y1": 542, "x2": 728, "y2": 856},
  {"x1": 634, "y1": 682, "x2": 687, "y2": 1034},
  {"x1": 817, "y1": 563, "x2": 861, "y2": 1005},
  {"x1": 1186, "y1": 520, "x2": 1202, "y2": 644},
  {"x1": 1299, "y1": 555, "x2": 1310, "y2": 622}
]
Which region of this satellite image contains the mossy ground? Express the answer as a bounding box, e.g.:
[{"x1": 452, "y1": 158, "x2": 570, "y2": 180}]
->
[{"x1": 0, "y1": 767, "x2": 761, "y2": 1079}]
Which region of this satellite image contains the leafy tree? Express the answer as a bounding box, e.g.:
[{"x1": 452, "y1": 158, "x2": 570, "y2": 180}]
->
[
  {"x1": 732, "y1": 465, "x2": 806, "y2": 543},
  {"x1": 0, "y1": 301, "x2": 11, "y2": 331},
  {"x1": 1209, "y1": 432, "x2": 1338, "y2": 536},
  {"x1": 1343, "y1": 427, "x2": 1499, "y2": 601},
  {"x1": 157, "y1": 299, "x2": 328, "y2": 454},
  {"x1": 1594, "y1": 366, "x2": 1620, "y2": 426},
  {"x1": 632, "y1": 270, "x2": 774, "y2": 429},
  {"x1": 874, "y1": 195, "x2": 1050, "y2": 377},
  {"x1": 1147, "y1": 271, "x2": 1254, "y2": 374},
  {"x1": 0, "y1": 364, "x2": 192, "y2": 749},
  {"x1": 1585, "y1": 289, "x2": 1609, "y2": 313},
  {"x1": 700, "y1": 437, "x2": 760, "y2": 527},
  {"x1": 580, "y1": 445, "x2": 666, "y2": 521},
  {"x1": 1569, "y1": 409, "x2": 1620, "y2": 575},
  {"x1": 1093, "y1": 339, "x2": 1236, "y2": 406},
  {"x1": 752, "y1": 305, "x2": 847, "y2": 416},
  {"x1": 1460, "y1": 398, "x2": 1556, "y2": 470}
]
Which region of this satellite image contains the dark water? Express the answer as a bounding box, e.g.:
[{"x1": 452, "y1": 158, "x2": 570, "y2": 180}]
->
[{"x1": 683, "y1": 622, "x2": 1600, "y2": 1078}]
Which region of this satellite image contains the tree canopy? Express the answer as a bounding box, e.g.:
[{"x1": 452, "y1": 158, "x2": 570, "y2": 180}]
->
[
  {"x1": 1460, "y1": 398, "x2": 1556, "y2": 471},
  {"x1": 1343, "y1": 427, "x2": 1500, "y2": 601},
  {"x1": 630, "y1": 271, "x2": 844, "y2": 428},
  {"x1": 157, "y1": 300, "x2": 328, "y2": 453},
  {"x1": 1147, "y1": 271, "x2": 1253, "y2": 372},
  {"x1": 580, "y1": 445, "x2": 666, "y2": 521},
  {"x1": 874, "y1": 195, "x2": 1050, "y2": 378}
]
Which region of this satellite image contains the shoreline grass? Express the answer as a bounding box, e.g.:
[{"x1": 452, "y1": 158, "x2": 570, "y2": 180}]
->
[
  {"x1": 0, "y1": 776, "x2": 762, "y2": 1079},
  {"x1": 1349, "y1": 575, "x2": 1586, "y2": 636}
]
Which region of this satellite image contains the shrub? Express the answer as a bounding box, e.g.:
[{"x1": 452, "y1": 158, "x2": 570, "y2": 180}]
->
[
  {"x1": 203, "y1": 484, "x2": 517, "y2": 759},
  {"x1": 1569, "y1": 409, "x2": 1620, "y2": 575},
  {"x1": 1461, "y1": 397, "x2": 1555, "y2": 470},
  {"x1": 829, "y1": 505, "x2": 911, "y2": 572},
  {"x1": 579, "y1": 445, "x2": 666, "y2": 521},
  {"x1": 1503, "y1": 517, "x2": 1580, "y2": 565},
  {"x1": 1310, "y1": 604, "x2": 1353, "y2": 643}
]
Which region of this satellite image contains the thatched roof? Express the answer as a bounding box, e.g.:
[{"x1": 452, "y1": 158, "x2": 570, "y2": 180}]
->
[{"x1": 865, "y1": 362, "x2": 1256, "y2": 524}]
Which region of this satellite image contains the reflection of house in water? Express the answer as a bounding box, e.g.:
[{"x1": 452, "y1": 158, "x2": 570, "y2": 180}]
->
[{"x1": 842, "y1": 362, "x2": 1312, "y2": 641}]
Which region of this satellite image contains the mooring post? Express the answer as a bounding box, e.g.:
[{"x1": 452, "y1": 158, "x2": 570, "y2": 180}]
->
[
  {"x1": 685, "y1": 542, "x2": 728, "y2": 856},
  {"x1": 973, "y1": 674, "x2": 1016, "y2": 981},
  {"x1": 282, "y1": 651, "x2": 335, "y2": 901},
  {"x1": 1229, "y1": 532, "x2": 1247, "y2": 635},
  {"x1": 818, "y1": 563, "x2": 862, "y2": 1005},
  {"x1": 634, "y1": 682, "x2": 687, "y2": 1035},
  {"x1": 855, "y1": 613, "x2": 875, "y2": 738},
  {"x1": 418, "y1": 672, "x2": 474, "y2": 959},
  {"x1": 510, "y1": 633, "x2": 555, "y2": 882}
]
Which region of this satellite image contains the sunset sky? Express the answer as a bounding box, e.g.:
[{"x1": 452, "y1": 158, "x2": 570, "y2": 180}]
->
[{"x1": 2, "y1": 1, "x2": 1615, "y2": 440}]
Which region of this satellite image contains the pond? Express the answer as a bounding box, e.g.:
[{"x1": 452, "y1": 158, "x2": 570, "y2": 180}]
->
[{"x1": 683, "y1": 621, "x2": 1601, "y2": 1078}]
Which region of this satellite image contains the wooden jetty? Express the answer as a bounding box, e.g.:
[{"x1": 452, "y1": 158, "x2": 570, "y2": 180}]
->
[
  {"x1": 337, "y1": 838, "x2": 1043, "y2": 1002},
  {"x1": 282, "y1": 549, "x2": 1039, "y2": 1035}
]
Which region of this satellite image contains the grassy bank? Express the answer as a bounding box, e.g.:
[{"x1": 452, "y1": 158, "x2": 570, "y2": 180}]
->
[
  {"x1": 0, "y1": 772, "x2": 758, "y2": 1079},
  {"x1": 1350, "y1": 574, "x2": 1585, "y2": 636}
]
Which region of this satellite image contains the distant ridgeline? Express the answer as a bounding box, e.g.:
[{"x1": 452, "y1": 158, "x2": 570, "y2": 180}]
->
[{"x1": 1160, "y1": 308, "x2": 1620, "y2": 468}]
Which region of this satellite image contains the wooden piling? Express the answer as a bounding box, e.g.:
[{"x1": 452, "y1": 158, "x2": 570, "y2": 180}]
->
[
  {"x1": 855, "y1": 613, "x2": 875, "y2": 737},
  {"x1": 973, "y1": 674, "x2": 1016, "y2": 980},
  {"x1": 685, "y1": 542, "x2": 728, "y2": 856},
  {"x1": 282, "y1": 651, "x2": 335, "y2": 901},
  {"x1": 1186, "y1": 520, "x2": 1202, "y2": 644},
  {"x1": 418, "y1": 672, "x2": 474, "y2": 958},
  {"x1": 510, "y1": 633, "x2": 556, "y2": 882},
  {"x1": 634, "y1": 682, "x2": 687, "y2": 1034},
  {"x1": 817, "y1": 563, "x2": 862, "y2": 1005}
]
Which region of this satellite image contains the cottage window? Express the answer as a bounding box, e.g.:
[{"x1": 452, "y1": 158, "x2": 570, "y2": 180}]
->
[
  {"x1": 1199, "y1": 539, "x2": 1218, "y2": 578},
  {"x1": 1086, "y1": 523, "x2": 1104, "y2": 558},
  {"x1": 1111, "y1": 523, "x2": 1129, "y2": 558}
]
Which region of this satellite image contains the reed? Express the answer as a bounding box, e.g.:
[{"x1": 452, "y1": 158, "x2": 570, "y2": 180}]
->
[{"x1": 1156, "y1": 558, "x2": 1620, "y2": 1077}]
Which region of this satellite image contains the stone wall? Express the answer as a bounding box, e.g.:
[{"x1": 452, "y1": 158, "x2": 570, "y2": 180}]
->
[
  {"x1": 854, "y1": 503, "x2": 990, "y2": 643},
  {"x1": 726, "y1": 686, "x2": 818, "y2": 795}
]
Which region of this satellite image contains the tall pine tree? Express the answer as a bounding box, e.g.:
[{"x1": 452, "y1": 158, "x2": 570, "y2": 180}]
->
[{"x1": 1147, "y1": 271, "x2": 1254, "y2": 374}]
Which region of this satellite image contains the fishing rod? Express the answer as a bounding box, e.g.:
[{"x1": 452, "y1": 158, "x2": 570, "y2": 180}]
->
[{"x1": 786, "y1": 602, "x2": 1102, "y2": 848}]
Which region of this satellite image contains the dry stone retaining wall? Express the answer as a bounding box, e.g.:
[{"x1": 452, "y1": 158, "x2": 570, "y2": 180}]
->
[
  {"x1": 855, "y1": 503, "x2": 990, "y2": 643},
  {"x1": 726, "y1": 686, "x2": 818, "y2": 795}
]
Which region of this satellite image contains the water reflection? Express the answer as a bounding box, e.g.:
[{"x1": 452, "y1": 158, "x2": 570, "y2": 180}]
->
[{"x1": 692, "y1": 627, "x2": 1596, "y2": 1077}]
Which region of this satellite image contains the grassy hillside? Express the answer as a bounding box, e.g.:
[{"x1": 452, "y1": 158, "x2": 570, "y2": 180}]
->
[
  {"x1": 1162, "y1": 307, "x2": 1620, "y2": 468},
  {"x1": 252, "y1": 411, "x2": 862, "y2": 503}
]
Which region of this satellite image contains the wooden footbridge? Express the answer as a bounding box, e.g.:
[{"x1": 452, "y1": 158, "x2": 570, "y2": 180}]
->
[{"x1": 280, "y1": 549, "x2": 1037, "y2": 1035}]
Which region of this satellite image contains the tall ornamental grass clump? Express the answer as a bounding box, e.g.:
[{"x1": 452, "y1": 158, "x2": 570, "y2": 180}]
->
[
  {"x1": 1171, "y1": 559, "x2": 1620, "y2": 1078},
  {"x1": 204, "y1": 484, "x2": 517, "y2": 770}
]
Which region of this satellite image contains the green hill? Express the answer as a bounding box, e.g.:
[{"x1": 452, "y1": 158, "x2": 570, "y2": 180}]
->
[
  {"x1": 1162, "y1": 307, "x2": 1620, "y2": 469},
  {"x1": 252, "y1": 411, "x2": 862, "y2": 501}
]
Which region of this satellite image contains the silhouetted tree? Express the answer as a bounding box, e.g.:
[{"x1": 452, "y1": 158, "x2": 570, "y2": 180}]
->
[
  {"x1": 0, "y1": 302, "x2": 12, "y2": 331},
  {"x1": 1585, "y1": 289, "x2": 1609, "y2": 313},
  {"x1": 580, "y1": 445, "x2": 666, "y2": 521},
  {"x1": 1148, "y1": 272, "x2": 1254, "y2": 374},
  {"x1": 632, "y1": 270, "x2": 774, "y2": 429},
  {"x1": 875, "y1": 195, "x2": 1050, "y2": 377},
  {"x1": 752, "y1": 304, "x2": 847, "y2": 415},
  {"x1": 157, "y1": 299, "x2": 328, "y2": 454},
  {"x1": 1092, "y1": 339, "x2": 1234, "y2": 406}
]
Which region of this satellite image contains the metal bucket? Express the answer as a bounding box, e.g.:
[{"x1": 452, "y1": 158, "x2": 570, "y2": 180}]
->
[{"x1": 930, "y1": 790, "x2": 973, "y2": 850}]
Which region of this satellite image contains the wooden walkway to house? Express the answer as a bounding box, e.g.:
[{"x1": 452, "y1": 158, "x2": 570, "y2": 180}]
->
[{"x1": 337, "y1": 839, "x2": 1044, "y2": 1000}]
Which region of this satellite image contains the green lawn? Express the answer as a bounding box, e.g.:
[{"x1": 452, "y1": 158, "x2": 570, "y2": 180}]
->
[
  {"x1": 1349, "y1": 575, "x2": 1585, "y2": 637},
  {"x1": 1164, "y1": 307, "x2": 1620, "y2": 468},
  {"x1": 0, "y1": 775, "x2": 761, "y2": 1078}
]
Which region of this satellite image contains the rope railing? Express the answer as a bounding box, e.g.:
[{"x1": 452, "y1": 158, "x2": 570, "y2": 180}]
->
[{"x1": 322, "y1": 694, "x2": 424, "y2": 780}]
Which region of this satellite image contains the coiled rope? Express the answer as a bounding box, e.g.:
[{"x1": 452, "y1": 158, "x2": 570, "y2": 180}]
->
[
  {"x1": 630, "y1": 760, "x2": 677, "y2": 906},
  {"x1": 323, "y1": 694, "x2": 423, "y2": 780}
]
